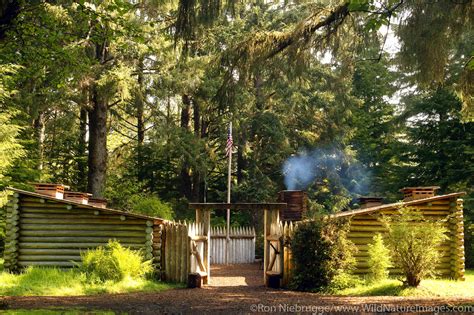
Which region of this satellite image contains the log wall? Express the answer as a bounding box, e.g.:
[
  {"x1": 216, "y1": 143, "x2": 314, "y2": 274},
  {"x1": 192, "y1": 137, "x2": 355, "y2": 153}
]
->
[
  {"x1": 347, "y1": 198, "x2": 465, "y2": 279},
  {"x1": 3, "y1": 192, "x2": 158, "y2": 273}
]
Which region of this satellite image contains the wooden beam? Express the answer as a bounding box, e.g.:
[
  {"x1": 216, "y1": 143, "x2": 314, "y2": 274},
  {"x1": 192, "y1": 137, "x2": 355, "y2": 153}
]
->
[{"x1": 189, "y1": 203, "x2": 287, "y2": 210}]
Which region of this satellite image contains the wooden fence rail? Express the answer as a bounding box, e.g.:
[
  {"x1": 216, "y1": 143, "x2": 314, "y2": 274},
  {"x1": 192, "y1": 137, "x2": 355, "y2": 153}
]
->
[{"x1": 210, "y1": 226, "x2": 256, "y2": 264}]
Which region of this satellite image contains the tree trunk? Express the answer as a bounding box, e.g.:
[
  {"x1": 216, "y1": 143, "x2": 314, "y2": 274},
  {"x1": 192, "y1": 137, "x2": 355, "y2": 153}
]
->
[
  {"x1": 406, "y1": 273, "x2": 421, "y2": 287},
  {"x1": 33, "y1": 111, "x2": 45, "y2": 172},
  {"x1": 77, "y1": 107, "x2": 88, "y2": 191},
  {"x1": 181, "y1": 94, "x2": 191, "y2": 129},
  {"x1": 193, "y1": 98, "x2": 200, "y2": 137},
  {"x1": 237, "y1": 134, "x2": 247, "y2": 184},
  {"x1": 136, "y1": 60, "x2": 145, "y2": 181},
  {"x1": 192, "y1": 98, "x2": 204, "y2": 201},
  {"x1": 254, "y1": 73, "x2": 264, "y2": 111},
  {"x1": 180, "y1": 94, "x2": 192, "y2": 199},
  {"x1": 87, "y1": 87, "x2": 108, "y2": 197}
]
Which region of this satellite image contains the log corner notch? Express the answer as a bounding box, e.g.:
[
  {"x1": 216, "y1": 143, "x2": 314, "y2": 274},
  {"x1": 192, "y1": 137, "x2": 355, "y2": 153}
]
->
[
  {"x1": 4, "y1": 192, "x2": 20, "y2": 273},
  {"x1": 450, "y1": 198, "x2": 466, "y2": 281}
]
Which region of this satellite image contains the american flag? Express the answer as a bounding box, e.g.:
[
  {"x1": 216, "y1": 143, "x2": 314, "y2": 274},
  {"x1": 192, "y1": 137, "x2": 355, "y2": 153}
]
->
[{"x1": 226, "y1": 124, "x2": 233, "y2": 157}]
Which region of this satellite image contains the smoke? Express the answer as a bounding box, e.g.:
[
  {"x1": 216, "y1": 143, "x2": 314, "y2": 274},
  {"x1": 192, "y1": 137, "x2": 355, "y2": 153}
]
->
[
  {"x1": 282, "y1": 153, "x2": 315, "y2": 191},
  {"x1": 282, "y1": 147, "x2": 371, "y2": 195}
]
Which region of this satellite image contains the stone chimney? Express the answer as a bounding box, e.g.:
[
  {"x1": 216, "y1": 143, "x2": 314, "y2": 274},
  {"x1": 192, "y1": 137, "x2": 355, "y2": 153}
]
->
[
  {"x1": 400, "y1": 186, "x2": 440, "y2": 201},
  {"x1": 358, "y1": 197, "x2": 383, "y2": 209}
]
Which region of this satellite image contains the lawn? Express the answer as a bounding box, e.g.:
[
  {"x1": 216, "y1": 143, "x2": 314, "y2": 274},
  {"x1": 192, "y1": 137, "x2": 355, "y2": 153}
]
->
[
  {"x1": 0, "y1": 258, "x2": 179, "y2": 296},
  {"x1": 335, "y1": 270, "x2": 474, "y2": 297}
]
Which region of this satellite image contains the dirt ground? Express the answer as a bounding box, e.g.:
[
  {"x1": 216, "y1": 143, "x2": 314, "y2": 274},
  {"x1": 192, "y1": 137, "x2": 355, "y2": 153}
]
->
[{"x1": 1, "y1": 264, "x2": 474, "y2": 314}]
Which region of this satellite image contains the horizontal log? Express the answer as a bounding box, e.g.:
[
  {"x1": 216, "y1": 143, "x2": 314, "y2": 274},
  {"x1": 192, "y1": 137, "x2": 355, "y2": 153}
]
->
[
  {"x1": 431, "y1": 201, "x2": 451, "y2": 205},
  {"x1": 20, "y1": 203, "x2": 72, "y2": 209},
  {"x1": 351, "y1": 215, "x2": 379, "y2": 220},
  {"x1": 349, "y1": 226, "x2": 388, "y2": 232},
  {"x1": 20, "y1": 218, "x2": 146, "y2": 225},
  {"x1": 20, "y1": 230, "x2": 146, "y2": 237},
  {"x1": 350, "y1": 220, "x2": 384, "y2": 226},
  {"x1": 415, "y1": 207, "x2": 451, "y2": 211},
  {"x1": 19, "y1": 236, "x2": 146, "y2": 243},
  {"x1": 19, "y1": 249, "x2": 85, "y2": 255},
  {"x1": 347, "y1": 232, "x2": 376, "y2": 238},
  {"x1": 349, "y1": 238, "x2": 374, "y2": 245},
  {"x1": 21, "y1": 197, "x2": 61, "y2": 203},
  {"x1": 19, "y1": 255, "x2": 81, "y2": 262},
  {"x1": 18, "y1": 261, "x2": 76, "y2": 267},
  {"x1": 19, "y1": 242, "x2": 145, "y2": 249},
  {"x1": 20, "y1": 224, "x2": 147, "y2": 232}
]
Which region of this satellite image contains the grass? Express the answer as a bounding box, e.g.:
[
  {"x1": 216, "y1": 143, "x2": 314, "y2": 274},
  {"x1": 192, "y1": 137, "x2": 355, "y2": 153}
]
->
[
  {"x1": 335, "y1": 270, "x2": 474, "y2": 297},
  {"x1": 0, "y1": 258, "x2": 179, "y2": 296}
]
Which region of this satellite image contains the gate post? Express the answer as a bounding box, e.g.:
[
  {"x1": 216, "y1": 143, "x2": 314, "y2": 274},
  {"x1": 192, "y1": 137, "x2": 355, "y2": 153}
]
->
[
  {"x1": 264, "y1": 207, "x2": 281, "y2": 287},
  {"x1": 196, "y1": 207, "x2": 211, "y2": 284}
]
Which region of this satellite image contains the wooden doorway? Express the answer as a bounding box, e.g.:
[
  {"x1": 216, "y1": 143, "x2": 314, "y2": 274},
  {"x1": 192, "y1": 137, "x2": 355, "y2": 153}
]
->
[{"x1": 189, "y1": 203, "x2": 286, "y2": 286}]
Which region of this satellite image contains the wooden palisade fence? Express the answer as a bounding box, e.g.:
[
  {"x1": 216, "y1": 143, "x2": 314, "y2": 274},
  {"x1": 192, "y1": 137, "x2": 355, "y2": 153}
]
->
[
  {"x1": 210, "y1": 226, "x2": 256, "y2": 264},
  {"x1": 161, "y1": 221, "x2": 209, "y2": 284}
]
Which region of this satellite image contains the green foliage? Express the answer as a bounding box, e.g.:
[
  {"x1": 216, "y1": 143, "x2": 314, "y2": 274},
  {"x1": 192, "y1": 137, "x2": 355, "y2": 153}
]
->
[
  {"x1": 0, "y1": 258, "x2": 176, "y2": 296},
  {"x1": 383, "y1": 207, "x2": 448, "y2": 287},
  {"x1": 290, "y1": 217, "x2": 357, "y2": 292},
  {"x1": 328, "y1": 273, "x2": 364, "y2": 292},
  {"x1": 0, "y1": 0, "x2": 471, "y2": 258},
  {"x1": 128, "y1": 194, "x2": 174, "y2": 219},
  {"x1": 333, "y1": 270, "x2": 474, "y2": 297},
  {"x1": 80, "y1": 240, "x2": 152, "y2": 283},
  {"x1": 367, "y1": 233, "x2": 392, "y2": 282}
]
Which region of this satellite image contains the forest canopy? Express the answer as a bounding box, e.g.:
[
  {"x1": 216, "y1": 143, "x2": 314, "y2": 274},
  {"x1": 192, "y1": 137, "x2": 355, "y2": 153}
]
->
[{"x1": 0, "y1": 0, "x2": 472, "y2": 235}]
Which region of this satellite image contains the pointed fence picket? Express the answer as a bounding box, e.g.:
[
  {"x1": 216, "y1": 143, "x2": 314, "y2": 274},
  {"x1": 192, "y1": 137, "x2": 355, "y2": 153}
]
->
[{"x1": 210, "y1": 226, "x2": 256, "y2": 264}]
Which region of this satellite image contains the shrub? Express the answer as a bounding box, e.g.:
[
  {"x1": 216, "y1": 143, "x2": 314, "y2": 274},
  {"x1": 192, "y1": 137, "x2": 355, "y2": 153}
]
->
[
  {"x1": 383, "y1": 207, "x2": 448, "y2": 287},
  {"x1": 328, "y1": 273, "x2": 364, "y2": 291},
  {"x1": 290, "y1": 217, "x2": 357, "y2": 291},
  {"x1": 367, "y1": 233, "x2": 392, "y2": 282},
  {"x1": 80, "y1": 240, "x2": 152, "y2": 283},
  {"x1": 128, "y1": 194, "x2": 174, "y2": 220}
]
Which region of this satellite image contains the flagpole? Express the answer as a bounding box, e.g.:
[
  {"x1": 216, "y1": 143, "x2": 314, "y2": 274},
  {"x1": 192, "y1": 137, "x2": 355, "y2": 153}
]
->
[{"x1": 226, "y1": 122, "x2": 232, "y2": 265}]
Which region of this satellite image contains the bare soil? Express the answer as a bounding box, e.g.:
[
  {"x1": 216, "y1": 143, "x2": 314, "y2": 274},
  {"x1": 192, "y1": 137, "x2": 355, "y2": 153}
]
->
[{"x1": 1, "y1": 264, "x2": 473, "y2": 314}]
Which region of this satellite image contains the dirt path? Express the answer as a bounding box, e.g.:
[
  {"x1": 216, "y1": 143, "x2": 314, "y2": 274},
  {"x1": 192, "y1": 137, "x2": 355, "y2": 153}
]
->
[{"x1": 1, "y1": 264, "x2": 474, "y2": 314}]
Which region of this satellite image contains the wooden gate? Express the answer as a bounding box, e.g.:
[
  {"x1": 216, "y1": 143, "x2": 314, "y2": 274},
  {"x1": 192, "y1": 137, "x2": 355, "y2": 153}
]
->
[
  {"x1": 161, "y1": 219, "x2": 210, "y2": 284},
  {"x1": 210, "y1": 226, "x2": 256, "y2": 264},
  {"x1": 189, "y1": 203, "x2": 286, "y2": 286}
]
